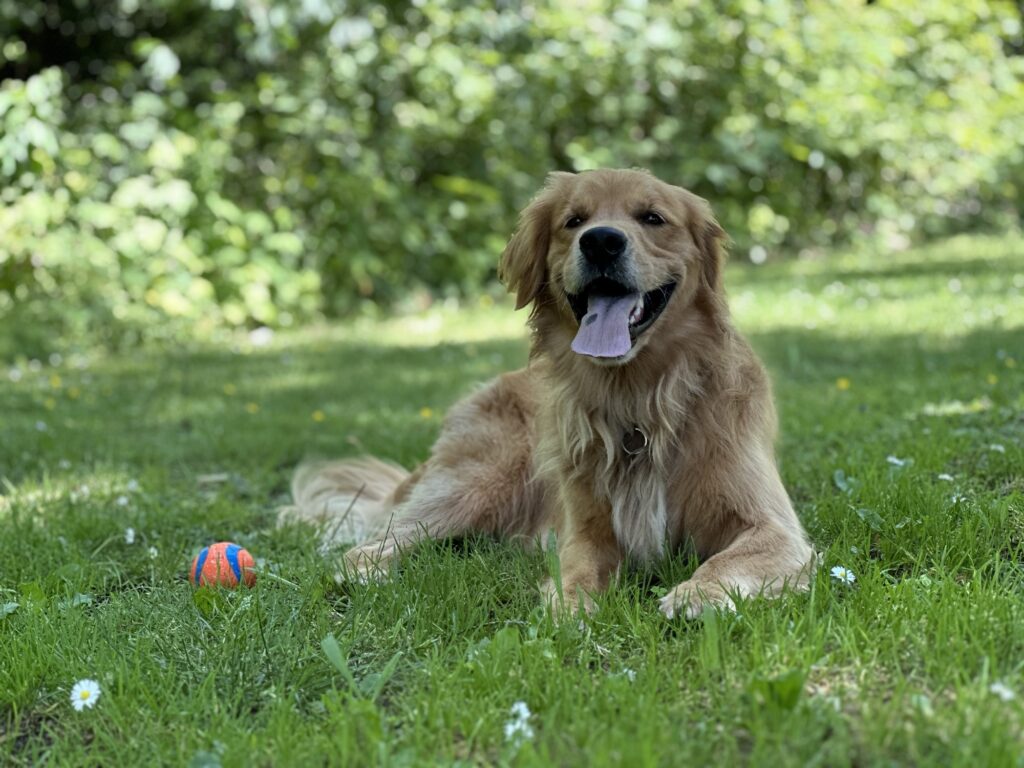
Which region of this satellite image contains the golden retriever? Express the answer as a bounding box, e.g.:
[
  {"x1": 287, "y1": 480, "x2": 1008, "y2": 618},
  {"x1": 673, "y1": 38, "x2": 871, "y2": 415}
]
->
[{"x1": 281, "y1": 168, "x2": 814, "y2": 619}]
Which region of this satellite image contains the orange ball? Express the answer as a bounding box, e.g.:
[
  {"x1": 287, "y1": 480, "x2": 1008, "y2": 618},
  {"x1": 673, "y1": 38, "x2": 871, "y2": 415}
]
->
[{"x1": 189, "y1": 542, "x2": 256, "y2": 587}]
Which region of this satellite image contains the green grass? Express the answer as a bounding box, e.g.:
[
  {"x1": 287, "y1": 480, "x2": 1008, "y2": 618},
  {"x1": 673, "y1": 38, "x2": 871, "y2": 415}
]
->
[{"x1": 2, "y1": 234, "x2": 1023, "y2": 766}]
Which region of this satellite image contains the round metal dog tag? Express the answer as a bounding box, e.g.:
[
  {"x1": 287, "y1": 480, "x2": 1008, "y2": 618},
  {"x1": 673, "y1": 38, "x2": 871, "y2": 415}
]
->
[{"x1": 622, "y1": 427, "x2": 649, "y2": 456}]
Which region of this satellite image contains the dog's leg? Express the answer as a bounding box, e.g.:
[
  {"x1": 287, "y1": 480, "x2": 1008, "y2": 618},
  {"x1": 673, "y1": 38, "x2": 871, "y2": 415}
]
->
[
  {"x1": 335, "y1": 465, "x2": 429, "y2": 580},
  {"x1": 339, "y1": 456, "x2": 514, "y2": 581},
  {"x1": 281, "y1": 458, "x2": 412, "y2": 549},
  {"x1": 659, "y1": 524, "x2": 813, "y2": 619},
  {"x1": 659, "y1": 445, "x2": 814, "y2": 619},
  {"x1": 541, "y1": 479, "x2": 622, "y2": 617},
  {"x1": 338, "y1": 371, "x2": 545, "y2": 582}
]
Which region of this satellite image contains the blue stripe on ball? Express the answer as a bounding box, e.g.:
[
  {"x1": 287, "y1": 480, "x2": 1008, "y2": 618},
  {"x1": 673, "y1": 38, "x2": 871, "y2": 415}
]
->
[
  {"x1": 193, "y1": 546, "x2": 210, "y2": 584},
  {"x1": 225, "y1": 544, "x2": 242, "y2": 582}
]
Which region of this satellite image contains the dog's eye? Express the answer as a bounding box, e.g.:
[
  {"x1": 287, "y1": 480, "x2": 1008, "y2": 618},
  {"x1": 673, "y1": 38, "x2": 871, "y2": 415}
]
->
[
  {"x1": 564, "y1": 214, "x2": 585, "y2": 229},
  {"x1": 639, "y1": 211, "x2": 665, "y2": 226}
]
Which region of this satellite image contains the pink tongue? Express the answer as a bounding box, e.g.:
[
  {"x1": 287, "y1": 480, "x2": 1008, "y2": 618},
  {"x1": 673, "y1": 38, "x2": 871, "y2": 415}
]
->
[{"x1": 571, "y1": 293, "x2": 639, "y2": 358}]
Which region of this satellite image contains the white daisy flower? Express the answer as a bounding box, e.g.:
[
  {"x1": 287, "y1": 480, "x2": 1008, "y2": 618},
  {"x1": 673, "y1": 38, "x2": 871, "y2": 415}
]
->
[
  {"x1": 937, "y1": 473, "x2": 954, "y2": 482},
  {"x1": 8, "y1": 368, "x2": 22, "y2": 382},
  {"x1": 886, "y1": 455, "x2": 908, "y2": 467},
  {"x1": 35, "y1": 421, "x2": 48, "y2": 432},
  {"x1": 503, "y1": 700, "x2": 535, "y2": 745},
  {"x1": 148, "y1": 546, "x2": 159, "y2": 560},
  {"x1": 115, "y1": 495, "x2": 129, "y2": 507},
  {"x1": 126, "y1": 479, "x2": 140, "y2": 492},
  {"x1": 990, "y1": 681, "x2": 1016, "y2": 702},
  {"x1": 58, "y1": 459, "x2": 72, "y2": 470},
  {"x1": 124, "y1": 527, "x2": 136, "y2": 545},
  {"x1": 70, "y1": 679, "x2": 101, "y2": 711},
  {"x1": 830, "y1": 566, "x2": 856, "y2": 584},
  {"x1": 989, "y1": 444, "x2": 1006, "y2": 454}
]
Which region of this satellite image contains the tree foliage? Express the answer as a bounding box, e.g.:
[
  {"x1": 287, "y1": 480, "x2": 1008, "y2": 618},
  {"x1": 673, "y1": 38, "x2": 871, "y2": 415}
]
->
[{"x1": 1, "y1": 0, "x2": 1021, "y2": 349}]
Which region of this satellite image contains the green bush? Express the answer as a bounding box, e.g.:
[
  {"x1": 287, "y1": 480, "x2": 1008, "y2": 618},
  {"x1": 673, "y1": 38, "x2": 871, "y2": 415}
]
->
[{"x1": 1, "y1": 0, "x2": 1021, "y2": 351}]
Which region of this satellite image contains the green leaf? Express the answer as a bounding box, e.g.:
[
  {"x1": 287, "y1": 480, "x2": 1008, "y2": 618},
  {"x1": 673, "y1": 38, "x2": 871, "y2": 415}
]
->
[
  {"x1": 192, "y1": 586, "x2": 227, "y2": 618},
  {"x1": 358, "y1": 652, "x2": 402, "y2": 701},
  {"x1": 698, "y1": 608, "x2": 722, "y2": 671},
  {"x1": 748, "y1": 669, "x2": 806, "y2": 712},
  {"x1": 188, "y1": 751, "x2": 222, "y2": 768},
  {"x1": 833, "y1": 470, "x2": 857, "y2": 494},
  {"x1": 854, "y1": 507, "x2": 884, "y2": 531},
  {"x1": 321, "y1": 633, "x2": 358, "y2": 691},
  {"x1": 19, "y1": 583, "x2": 45, "y2": 604}
]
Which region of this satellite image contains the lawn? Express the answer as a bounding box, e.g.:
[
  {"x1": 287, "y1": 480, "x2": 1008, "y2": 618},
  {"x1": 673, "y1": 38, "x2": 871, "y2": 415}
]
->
[{"x1": 2, "y1": 234, "x2": 1023, "y2": 766}]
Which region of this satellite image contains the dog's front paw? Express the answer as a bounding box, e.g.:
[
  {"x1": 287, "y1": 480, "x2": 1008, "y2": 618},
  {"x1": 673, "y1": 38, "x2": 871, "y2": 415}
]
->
[{"x1": 659, "y1": 579, "x2": 735, "y2": 620}]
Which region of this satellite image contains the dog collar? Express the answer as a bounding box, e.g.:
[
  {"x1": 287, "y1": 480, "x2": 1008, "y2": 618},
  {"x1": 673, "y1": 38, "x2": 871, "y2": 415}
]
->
[{"x1": 622, "y1": 426, "x2": 649, "y2": 456}]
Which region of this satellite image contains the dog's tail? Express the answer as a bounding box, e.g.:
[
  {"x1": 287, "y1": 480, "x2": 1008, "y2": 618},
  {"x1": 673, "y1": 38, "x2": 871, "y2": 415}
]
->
[{"x1": 278, "y1": 457, "x2": 409, "y2": 548}]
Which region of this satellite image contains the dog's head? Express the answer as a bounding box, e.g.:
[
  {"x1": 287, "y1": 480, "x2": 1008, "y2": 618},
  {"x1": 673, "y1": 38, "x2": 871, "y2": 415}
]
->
[{"x1": 500, "y1": 169, "x2": 726, "y2": 365}]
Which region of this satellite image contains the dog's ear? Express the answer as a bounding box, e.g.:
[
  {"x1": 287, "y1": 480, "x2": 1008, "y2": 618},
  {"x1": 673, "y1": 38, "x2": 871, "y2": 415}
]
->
[
  {"x1": 677, "y1": 188, "x2": 727, "y2": 294},
  {"x1": 500, "y1": 172, "x2": 572, "y2": 309},
  {"x1": 695, "y1": 213, "x2": 727, "y2": 294}
]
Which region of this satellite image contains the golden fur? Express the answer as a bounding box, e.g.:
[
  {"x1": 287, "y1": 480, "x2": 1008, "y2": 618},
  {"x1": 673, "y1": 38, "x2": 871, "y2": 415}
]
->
[{"x1": 281, "y1": 168, "x2": 814, "y2": 618}]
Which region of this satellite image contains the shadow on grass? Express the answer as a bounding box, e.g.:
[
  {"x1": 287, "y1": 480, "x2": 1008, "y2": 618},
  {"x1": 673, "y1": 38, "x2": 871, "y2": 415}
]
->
[
  {"x1": 0, "y1": 337, "x2": 530, "y2": 487},
  {"x1": 821, "y1": 256, "x2": 1024, "y2": 285},
  {"x1": 3, "y1": 318, "x2": 1019, "y2": 497},
  {"x1": 734, "y1": 254, "x2": 1023, "y2": 288}
]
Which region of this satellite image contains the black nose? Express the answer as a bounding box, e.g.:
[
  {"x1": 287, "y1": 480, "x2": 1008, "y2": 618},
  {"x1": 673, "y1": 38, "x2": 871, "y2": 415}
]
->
[{"x1": 579, "y1": 227, "x2": 627, "y2": 267}]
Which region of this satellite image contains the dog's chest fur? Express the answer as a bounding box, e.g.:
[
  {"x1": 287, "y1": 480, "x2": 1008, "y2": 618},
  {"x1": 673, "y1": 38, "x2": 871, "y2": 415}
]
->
[
  {"x1": 540, "y1": 383, "x2": 685, "y2": 561},
  {"x1": 602, "y1": 451, "x2": 669, "y2": 560}
]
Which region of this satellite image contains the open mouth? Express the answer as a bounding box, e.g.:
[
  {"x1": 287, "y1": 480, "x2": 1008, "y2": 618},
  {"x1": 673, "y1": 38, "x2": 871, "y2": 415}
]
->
[{"x1": 566, "y1": 277, "x2": 677, "y2": 359}]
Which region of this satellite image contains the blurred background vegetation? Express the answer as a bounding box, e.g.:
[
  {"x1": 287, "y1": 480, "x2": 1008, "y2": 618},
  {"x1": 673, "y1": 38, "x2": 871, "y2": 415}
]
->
[{"x1": 2, "y1": 0, "x2": 1022, "y2": 354}]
